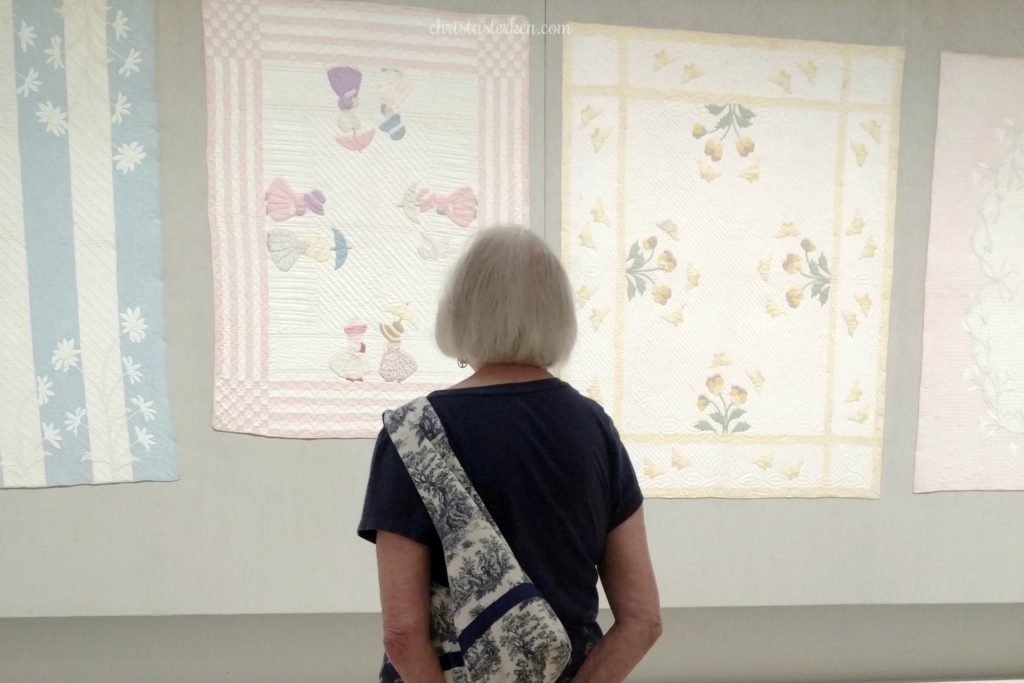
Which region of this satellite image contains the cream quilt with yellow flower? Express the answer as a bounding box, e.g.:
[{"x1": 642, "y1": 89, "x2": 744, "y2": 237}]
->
[{"x1": 562, "y1": 23, "x2": 902, "y2": 498}]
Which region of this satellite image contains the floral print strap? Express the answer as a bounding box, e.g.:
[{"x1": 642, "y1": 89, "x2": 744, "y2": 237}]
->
[{"x1": 383, "y1": 397, "x2": 572, "y2": 682}]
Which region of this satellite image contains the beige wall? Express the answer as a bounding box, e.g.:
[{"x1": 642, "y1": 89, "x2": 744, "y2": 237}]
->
[{"x1": 1, "y1": 0, "x2": 1024, "y2": 679}]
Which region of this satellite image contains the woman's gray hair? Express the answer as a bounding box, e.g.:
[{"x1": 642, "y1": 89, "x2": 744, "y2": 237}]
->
[{"x1": 435, "y1": 226, "x2": 577, "y2": 368}]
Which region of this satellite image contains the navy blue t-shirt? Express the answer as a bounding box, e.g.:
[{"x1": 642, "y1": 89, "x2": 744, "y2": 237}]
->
[{"x1": 357, "y1": 378, "x2": 643, "y2": 670}]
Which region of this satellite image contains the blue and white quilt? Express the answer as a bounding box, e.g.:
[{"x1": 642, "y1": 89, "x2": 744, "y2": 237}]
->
[{"x1": 0, "y1": 0, "x2": 176, "y2": 488}]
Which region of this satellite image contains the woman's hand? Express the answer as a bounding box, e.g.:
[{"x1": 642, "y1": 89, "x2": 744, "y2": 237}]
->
[
  {"x1": 376, "y1": 531, "x2": 446, "y2": 683},
  {"x1": 571, "y1": 506, "x2": 662, "y2": 683}
]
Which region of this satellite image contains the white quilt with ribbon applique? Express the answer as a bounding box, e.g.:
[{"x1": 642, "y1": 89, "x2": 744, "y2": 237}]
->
[
  {"x1": 203, "y1": 0, "x2": 529, "y2": 438},
  {"x1": 914, "y1": 53, "x2": 1024, "y2": 492},
  {"x1": 0, "y1": 0, "x2": 176, "y2": 488},
  {"x1": 562, "y1": 23, "x2": 902, "y2": 498}
]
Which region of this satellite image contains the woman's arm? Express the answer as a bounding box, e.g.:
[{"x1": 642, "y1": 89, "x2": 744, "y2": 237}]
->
[
  {"x1": 572, "y1": 506, "x2": 662, "y2": 683},
  {"x1": 376, "y1": 531, "x2": 446, "y2": 683}
]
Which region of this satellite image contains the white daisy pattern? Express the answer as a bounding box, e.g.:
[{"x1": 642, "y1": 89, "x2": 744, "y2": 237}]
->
[
  {"x1": 118, "y1": 47, "x2": 141, "y2": 77},
  {"x1": 42, "y1": 422, "x2": 63, "y2": 450},
  {"x1": 16, "y1": 68, "x2": 41, "y2": 98},
  {"x1": 64, "y1": 407, "x2": 87, "y2": 436},
  {"x1": 111, "y1": 91, "x2": 131, "y2": 124},
  {"x1": 52, "y1": 338, "x2": 81, "y2": 372},
  {"x1": 122, "y1": 355, "x2": 143, "y2": 384},
  {"x1": 37, "y1": 375, "x2": 54, "y2": 406},
  {"x1": 44, "y1": 35, "x2": 63, "y2": 70},
  {"x1": 120, "y1": 307, "x2": 147, "y2": 342},
  {"x1": 113, "y1": 141, "x2": 145, "y2": 173},
  {"x1": 130, "y1": 395, "x2": 156, "y2": 422},
  {"x1": 110, "y1": 9, "x2": 129, "y2": 41},
  {"x1": 36, "y1": 101, "x2": 68, "y2": 137},
  {"x1": 16, "y1": 20, "x2": 37, "y2": 52},
  {"x1": 134, "y1": 425, "x2": 155, "y2": 452}
]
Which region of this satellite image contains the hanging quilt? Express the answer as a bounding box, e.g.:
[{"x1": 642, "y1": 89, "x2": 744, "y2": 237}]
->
[
  {"x1": 914, "y1": 52, "x2": 1024, "y2": 492},
  {"x1": 203, "y1": 0, "x2": 529, "y2": 438},
  {"x1": 0, "y1": 0, "x2": 176, "y2": 488},
  {"x1": 562, "y1": 23, "x2": 902, "y2": 497}
]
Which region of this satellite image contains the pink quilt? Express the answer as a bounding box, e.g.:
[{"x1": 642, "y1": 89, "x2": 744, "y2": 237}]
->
[{"x1": 203, "y1": 0, "x2": 529, "y2": 437}]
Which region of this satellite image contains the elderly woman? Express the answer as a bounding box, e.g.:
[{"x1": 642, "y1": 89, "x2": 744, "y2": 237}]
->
[{"x1": 358, "y1": 226, "x2": 661, "y2": 682}]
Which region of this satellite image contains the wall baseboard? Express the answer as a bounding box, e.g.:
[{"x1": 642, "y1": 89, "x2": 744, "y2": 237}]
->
[{"x1": 1, "y1": 605, "x2": 1022, "y2": 683}]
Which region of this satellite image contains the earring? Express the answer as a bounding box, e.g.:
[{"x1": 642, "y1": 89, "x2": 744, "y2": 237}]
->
[{"x1": 457, "y1": 358, "x2": 468, "y2": 368}]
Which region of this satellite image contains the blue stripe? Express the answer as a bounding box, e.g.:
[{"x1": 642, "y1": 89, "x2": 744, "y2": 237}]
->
[
  {"x1": 13, "y1": 0, "x2": 92, "y2": 485},
  {"x1": 438, "y1": 651, "x2": 464, "y2": 670},
  {"x1": 107, "y1": 0, "x2": 176, "y2": 480},
  {"x1": 457, "y1": 582, "x2": 541, "y2": 652}
]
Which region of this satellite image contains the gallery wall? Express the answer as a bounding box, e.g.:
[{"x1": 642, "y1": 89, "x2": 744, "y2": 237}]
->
[{"x1": 0, "y1": 0, "x2": 1022, "y2": 624}]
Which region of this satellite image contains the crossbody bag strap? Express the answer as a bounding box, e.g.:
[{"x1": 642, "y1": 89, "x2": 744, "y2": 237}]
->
[{"x1": 383, "y1": 398, "x2": 539, "y2": 614}]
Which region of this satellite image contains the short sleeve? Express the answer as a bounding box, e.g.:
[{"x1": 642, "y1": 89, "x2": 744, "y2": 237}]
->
[
  {"x1": 604, "y1": 417, "x2": 644, "y2": 532},
  {"x1": 357, "y1": 427, "x2": 437, "y2": 547}
]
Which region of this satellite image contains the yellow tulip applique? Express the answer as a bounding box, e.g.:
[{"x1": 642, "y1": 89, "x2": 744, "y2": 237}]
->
[
  {"x1": 786, "y1": 287, "x2": 803, "y2": 308},
  {"x1": 591, "y1": 199, "x2": 609, "y2": 226},
  {"x1": 576, "y1": 284, "x2": 596, "y2": 307},
  {"x1": 758, "y1": 257, "x2": 771, "y2": 282},
  {"x1": 579, "y1": 104, "x2": 601, "y2": 129},
  {"x1": 681, "y1": 63, "x2": 704, "y2": 84},
  {"x1": 591, "y1": 127, "x2": 611, "y2": 152},
  {"x1": 711, "y1": 352, "x2": 733, "y2": 367},
  {"x1": 658, "y1": 251, "x2": 678, "y2": 272},
  {"x1": 753, "y1": 453, "x2": 773, "y2": 470},
  {"x1": 653, "y1": 49, "x2": 674, "y2": 71},
  {"x1": 860, "y1": 235, "x2": 878, "y2": 259},
  {"x1": 643, "y1": 459, "x2": 665, "y2": 478},
  {"x1": 777, "y1": 221, "x2": 799, "y2": 238},
  {"x1": 770, "y1": 69, "x2": 792, "y2": 93},
  {"x1": 844, "y1": 313, "x2": 859, "y2": 337},
  {"x1": 736, "y1": 135, "x2": 755, "y2": 157},
  {"x1": 851, "y1": 141, "x2": 868, "y2": 166},
  {"x1": 747, "y1": 370, "x2": 765, "y2": 394},
  {"x1": 657, "y1": 218, "x2": 679, "y2": 240},
  {"x1": 651, "y1": 284, "x2": 672, "y2": 305},
  {"x1": 798, "y1": 59, "x2": 818, "y2": 85},
  {"x1": 672, "y1": 450, "x2": 691, "y2": 469},
  {"x1": 847, "y1": 212, "x2": 865, "y2": 236},
  {"x1": 686, "y1": 265, "x2": 701, "y2": 290},
  {"x1": 589, "y1": 308, "x2": 608, "y2": 331},
  {"x1": 662, "y1": 305, "x2": 685, "y2": 327},
  {"x1": 738, "y1": 162, "x2": 760, "y2": 183},
  {"x1": 861, "y1": 119, "x2": 882, "y2": 143},
  {"x1": 578, "y1": 225, "x2": 596, "y2": 250},
  {"x1": 855, "y1": 292, "x2": 872, "y2": 317},
  {"x1": 699, "y1": 160, "x2": 720, "y2": 182},
  {"x1": 782, "y1": 461, "x2": 802, "y2": 480},
  {"x1": 704, "y1": 137, "x2": 723, "y2": 162}
]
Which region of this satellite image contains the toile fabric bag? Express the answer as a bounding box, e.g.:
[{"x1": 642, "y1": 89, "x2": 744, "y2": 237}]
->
[{"x1": 378, "y1": 396, "x2": 572, "y2": 683}]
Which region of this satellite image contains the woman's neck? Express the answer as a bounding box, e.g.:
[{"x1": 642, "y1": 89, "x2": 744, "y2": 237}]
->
[{"x1": 449, "y1": 362, "x2": 554, "y2": 389}]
